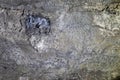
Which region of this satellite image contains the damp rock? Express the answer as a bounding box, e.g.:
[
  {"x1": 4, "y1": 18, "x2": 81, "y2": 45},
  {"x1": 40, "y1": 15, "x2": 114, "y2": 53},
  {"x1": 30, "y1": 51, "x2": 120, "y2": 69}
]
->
[{"x1": 25, "y1": 14, "x2": 51, "y2": 36}]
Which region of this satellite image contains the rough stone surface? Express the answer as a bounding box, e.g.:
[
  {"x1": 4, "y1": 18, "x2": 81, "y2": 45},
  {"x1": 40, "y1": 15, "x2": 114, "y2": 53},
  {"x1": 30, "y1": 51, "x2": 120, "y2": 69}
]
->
[{"x1": 0, "y1": 0, "x2": 120, "y2": 80}]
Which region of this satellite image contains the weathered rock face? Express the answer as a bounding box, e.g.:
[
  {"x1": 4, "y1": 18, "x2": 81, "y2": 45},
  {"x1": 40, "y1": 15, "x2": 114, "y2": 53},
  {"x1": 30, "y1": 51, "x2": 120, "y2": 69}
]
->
[{"x1": 0, "y1": 0, "x2": 120, "y2": 80}]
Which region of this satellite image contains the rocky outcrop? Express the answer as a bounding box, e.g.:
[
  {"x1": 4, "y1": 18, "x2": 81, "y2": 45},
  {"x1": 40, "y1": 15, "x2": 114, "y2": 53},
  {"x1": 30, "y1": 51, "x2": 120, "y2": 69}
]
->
[{"x1": 0, "y1": 0, "x2": 120, "y2": 80}]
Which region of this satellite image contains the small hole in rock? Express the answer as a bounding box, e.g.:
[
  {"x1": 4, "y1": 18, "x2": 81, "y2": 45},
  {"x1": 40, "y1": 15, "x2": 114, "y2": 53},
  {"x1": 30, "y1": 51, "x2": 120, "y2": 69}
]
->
[
  {"x1": 25, "y1": 14, "x2": 51, "y2": 36},
  {"x1": 112, "y1": 76, "x2": 120, "y2": 80},
  {"x1": 3, "y1": 66, "x2": 7, "y2": 69}
]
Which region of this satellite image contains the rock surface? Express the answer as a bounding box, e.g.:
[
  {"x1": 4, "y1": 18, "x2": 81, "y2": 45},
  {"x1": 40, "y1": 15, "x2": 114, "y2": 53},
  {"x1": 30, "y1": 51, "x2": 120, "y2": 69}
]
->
[{"x1": 0, "y1": 0, "x2": 120, "y2": 80}]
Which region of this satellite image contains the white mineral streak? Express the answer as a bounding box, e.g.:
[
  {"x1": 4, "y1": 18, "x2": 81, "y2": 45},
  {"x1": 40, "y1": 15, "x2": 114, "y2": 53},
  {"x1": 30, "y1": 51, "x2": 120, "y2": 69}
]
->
[
  {"x1": 29, "y1": 35, "x2": 47, "y2": 52},
  {"x1": 36, "y1": 39, "x2": 46, "y2": 50}
]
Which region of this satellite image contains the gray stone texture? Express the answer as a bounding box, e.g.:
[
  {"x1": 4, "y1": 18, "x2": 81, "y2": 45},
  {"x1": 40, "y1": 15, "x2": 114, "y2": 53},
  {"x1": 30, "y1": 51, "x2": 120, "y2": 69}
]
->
[{"x1": 0, "y1": 0, "x2": 120, "y2": 80}]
